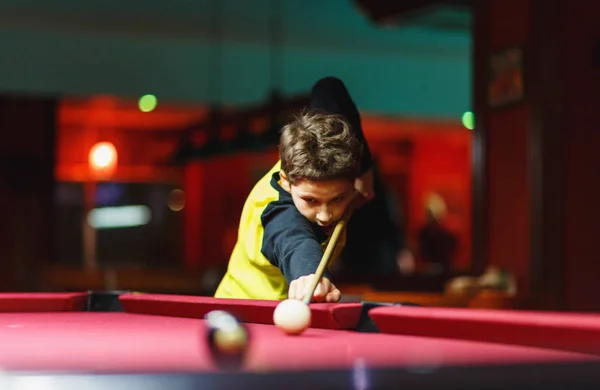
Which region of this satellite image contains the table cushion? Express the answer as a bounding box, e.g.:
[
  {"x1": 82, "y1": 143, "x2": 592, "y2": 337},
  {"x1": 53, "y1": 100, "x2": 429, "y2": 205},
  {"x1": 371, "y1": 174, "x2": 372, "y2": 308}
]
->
[
  {"x1": 0, "y1": 293, "x2": 87, "y2": 312},
  {"x1": 120, "y1": 293, "x2": 362, "y2": 330},
  {"x1": 370, "y1": 306, "x2": 600, "y2": 355}
]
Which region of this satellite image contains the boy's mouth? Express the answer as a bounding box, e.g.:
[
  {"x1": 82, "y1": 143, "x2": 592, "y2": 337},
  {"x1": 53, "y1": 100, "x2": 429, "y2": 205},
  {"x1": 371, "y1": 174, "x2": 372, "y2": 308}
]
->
[{"x1": 318, "y1": 222, "x2": 337, "y2": 235}]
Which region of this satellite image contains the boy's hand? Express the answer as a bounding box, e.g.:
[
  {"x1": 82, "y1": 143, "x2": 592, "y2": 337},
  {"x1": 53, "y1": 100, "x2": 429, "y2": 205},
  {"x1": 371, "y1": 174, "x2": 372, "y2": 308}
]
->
[{"x1": 288, "y1": 274, "x2": 341, "y2": 303}]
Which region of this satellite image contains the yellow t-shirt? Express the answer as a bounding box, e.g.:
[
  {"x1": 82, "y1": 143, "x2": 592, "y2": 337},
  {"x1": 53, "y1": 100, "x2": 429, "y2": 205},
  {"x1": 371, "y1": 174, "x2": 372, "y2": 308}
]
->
[{"x1": 214, "y1": 161, "x2": 346, "y2": 300}]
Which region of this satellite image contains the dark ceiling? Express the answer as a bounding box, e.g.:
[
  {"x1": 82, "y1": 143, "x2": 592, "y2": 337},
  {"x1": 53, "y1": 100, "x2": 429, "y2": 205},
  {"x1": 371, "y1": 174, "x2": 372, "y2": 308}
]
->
[{"x1": 354, "y1": 0, "x2": 472, "y2": 31}]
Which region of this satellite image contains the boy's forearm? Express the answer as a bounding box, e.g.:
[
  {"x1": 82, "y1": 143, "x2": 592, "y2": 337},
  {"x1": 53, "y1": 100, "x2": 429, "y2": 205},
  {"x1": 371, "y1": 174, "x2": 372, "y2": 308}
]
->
[{"x1": 280, "y1": 241, "x2": 332, "y2": 284}]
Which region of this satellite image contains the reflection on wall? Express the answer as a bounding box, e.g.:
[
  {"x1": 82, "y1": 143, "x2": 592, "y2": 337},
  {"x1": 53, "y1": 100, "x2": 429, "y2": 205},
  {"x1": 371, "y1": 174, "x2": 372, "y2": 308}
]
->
[
  {"x1": 363, "y1": 116, "x2": 472, "y2": 271},
  {"x1": 54, "y1": 181, "x2": 184, "y2": 267},
  {"x1": 53, "y1": 96, "x2": 198, "y2": 270}
]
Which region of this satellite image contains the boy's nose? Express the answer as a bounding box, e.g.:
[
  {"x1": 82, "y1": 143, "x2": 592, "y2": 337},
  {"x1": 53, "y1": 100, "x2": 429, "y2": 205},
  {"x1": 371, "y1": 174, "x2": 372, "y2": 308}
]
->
[{"x1": 317, "y1": 209, "x2": 332, "y2": 224}]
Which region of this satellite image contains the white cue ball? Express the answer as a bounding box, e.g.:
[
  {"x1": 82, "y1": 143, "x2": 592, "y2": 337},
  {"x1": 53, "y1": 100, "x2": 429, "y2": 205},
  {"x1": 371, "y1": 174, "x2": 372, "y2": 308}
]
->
[{"x1": 273, "y1": 299, "x2": 311, "y2": 335}]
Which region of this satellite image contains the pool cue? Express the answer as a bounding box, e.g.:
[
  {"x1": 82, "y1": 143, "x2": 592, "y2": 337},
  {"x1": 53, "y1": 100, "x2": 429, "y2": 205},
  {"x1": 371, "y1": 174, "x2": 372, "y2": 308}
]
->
[{"x1": 302, "y1": 193, "x2": 360, "y2": 305}]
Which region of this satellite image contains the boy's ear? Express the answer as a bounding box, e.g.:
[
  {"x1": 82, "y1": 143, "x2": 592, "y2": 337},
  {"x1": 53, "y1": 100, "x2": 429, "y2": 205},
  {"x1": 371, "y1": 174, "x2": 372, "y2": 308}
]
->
[{"x1": 279, "y1": 170, "x2": 291, "y2": 192}]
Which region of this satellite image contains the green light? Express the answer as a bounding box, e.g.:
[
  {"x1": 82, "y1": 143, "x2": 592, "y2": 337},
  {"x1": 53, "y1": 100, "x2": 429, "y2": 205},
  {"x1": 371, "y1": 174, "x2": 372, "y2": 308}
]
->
[
  {"x1": 462, "y1": 111, "x2": 474, "y2": 130},
  {"x1": 139, "y1": 94, "x2": 157, "y2": 112}
]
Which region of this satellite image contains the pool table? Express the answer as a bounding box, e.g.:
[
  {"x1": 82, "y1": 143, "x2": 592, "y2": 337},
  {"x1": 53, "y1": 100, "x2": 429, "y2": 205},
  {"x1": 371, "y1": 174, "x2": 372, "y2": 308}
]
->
[{"x1": 0, "y1": 291, "x2": 600, "y2": 390}]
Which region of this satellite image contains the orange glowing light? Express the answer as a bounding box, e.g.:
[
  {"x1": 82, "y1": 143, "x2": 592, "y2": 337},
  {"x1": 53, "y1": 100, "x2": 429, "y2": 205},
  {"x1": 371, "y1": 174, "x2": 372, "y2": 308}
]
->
[{"x1": 89, "y1": 142, "x2": 117, "y2": 179}]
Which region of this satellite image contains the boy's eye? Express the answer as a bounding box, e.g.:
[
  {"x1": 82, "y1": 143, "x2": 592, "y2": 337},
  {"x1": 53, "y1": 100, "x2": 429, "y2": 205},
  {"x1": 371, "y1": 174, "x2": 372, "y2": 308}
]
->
[
  {"x1": 332, "y1": 196, "x2": 344, "y2": 203},
  {"x1": 304, "y1": 198, "x2": 316, "y2": 204}
]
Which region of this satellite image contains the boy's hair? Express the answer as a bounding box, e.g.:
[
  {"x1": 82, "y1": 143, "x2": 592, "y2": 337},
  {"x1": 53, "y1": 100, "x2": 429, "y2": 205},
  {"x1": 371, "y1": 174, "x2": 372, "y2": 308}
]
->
[{"x1": 279, "y1": 110, "x2": 363, "y2": 184}]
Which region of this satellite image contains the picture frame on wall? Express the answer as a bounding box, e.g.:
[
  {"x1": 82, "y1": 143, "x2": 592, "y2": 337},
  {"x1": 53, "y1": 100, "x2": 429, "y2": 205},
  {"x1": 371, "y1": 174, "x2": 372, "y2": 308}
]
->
[{"x1": 487, "y1": 46, "x2": 525, "y2": 108}]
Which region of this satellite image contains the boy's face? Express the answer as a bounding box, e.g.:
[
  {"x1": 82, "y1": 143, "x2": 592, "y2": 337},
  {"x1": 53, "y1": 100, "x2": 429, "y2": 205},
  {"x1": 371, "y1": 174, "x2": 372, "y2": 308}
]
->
[{"x1": 280, "y1": 172, "x2": 355, "y2": 230}]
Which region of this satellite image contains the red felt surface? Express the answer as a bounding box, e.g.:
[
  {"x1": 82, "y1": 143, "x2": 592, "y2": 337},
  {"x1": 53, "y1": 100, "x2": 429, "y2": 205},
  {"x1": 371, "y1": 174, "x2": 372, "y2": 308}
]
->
[
  {"x1": 0, "y1": 312, "x2": 594, "y2": 373},
  {"x1": 370, "y1": 306, "x2": 600, "y2": 355},
  {"x1": 120, "y1": 294, "x2": 361, "y2": 330},
  {"x1": 0, "y1": 293, "x2": 87, "y2": 312}
]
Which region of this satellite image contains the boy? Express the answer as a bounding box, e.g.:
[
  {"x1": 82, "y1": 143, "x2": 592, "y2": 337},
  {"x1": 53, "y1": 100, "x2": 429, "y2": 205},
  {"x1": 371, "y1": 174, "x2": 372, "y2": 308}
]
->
[{"x1": 214, "y1": 77, "x2": 373, "y2": 302}]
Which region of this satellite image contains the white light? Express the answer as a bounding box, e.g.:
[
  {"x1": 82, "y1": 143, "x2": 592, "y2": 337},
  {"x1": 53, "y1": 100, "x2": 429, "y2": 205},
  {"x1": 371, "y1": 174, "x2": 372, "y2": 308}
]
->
[
  {"x1": 89, "y1": 142, "x2": 117, "y2": 168},
  {"x1": 87, "y1": 205, "x2": 151, "y2": 229},
  {"x1": 93, "y1": 146, "x2": 112, "y2": 167}
]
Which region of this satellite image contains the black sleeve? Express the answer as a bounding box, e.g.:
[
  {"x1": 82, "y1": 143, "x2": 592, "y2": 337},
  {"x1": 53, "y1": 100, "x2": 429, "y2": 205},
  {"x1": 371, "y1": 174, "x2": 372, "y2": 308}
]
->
[
  {"x1": 346, "y1": 111, "x2": 372, "y2": 175},
  {"x1": 260, "y1": 201, "x2": 332, "y2": 283},
  {"x1": 353, "y1": 123, "x2": 373, "y2": 175},
  {"x1": 334, "y1": 97, "x2": 372, "y2": 174}
]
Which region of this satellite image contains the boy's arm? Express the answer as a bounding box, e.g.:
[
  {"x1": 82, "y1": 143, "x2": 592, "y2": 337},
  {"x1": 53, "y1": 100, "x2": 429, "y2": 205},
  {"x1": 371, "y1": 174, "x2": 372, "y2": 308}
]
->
[{"x1": 261, "y1": 204, "x2": 331, "y2": 283}]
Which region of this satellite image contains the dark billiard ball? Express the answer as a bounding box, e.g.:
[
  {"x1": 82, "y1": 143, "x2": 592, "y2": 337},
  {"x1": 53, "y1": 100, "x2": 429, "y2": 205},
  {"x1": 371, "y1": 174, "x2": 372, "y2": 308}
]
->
[{"x1": 204, "y1": 310, "x2": 249, "y2": 370}]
